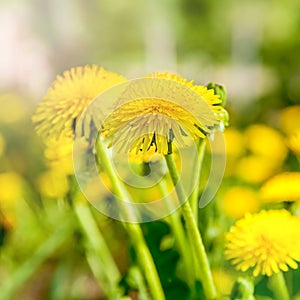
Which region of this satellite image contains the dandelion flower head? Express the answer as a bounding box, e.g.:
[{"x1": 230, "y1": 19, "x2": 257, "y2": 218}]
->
[
  {"x1": 225, "y1": 210, "x2": 300, "y2": 277},
  {"x1": 43, "y1": 132, "x2": 74, "y2": 175},
  {"x1": 101, "y1": 72, "x2": 226, "y2": 155},
  {"x1": 33, "y1": 65, "x2": 126, "y2": 140}
]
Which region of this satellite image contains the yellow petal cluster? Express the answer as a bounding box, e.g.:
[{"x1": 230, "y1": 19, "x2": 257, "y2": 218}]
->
[
  {"x1": 102, "y1": 72, "x2": 225, "y2": 155},
  {"x1": 33, "y1": 65, "x2": 126, "y2": 140},
  {"x1": 225, "y1": 210, "x2": 300, "y2": 277}
]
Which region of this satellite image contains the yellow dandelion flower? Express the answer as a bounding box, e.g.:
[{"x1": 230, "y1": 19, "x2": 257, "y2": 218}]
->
[
  {"x1": 287, "y1": 130, "x2": 300, "y2": 156},
  {"x1": 44, "y1": 132, "x2": 74, "y2": 174},
  {"x1": 225, "y1": 210, "x2": 300, "y2": 277},
  {"x1": 43, "y1": 130, "x2": 88, "y2": 175},
  {"x1": 280, "y1": 105, "x2": 300, "y2": 135},
  {"x1": 102, "y1": 72, "x2": 226, "y2": 155},
  {"x1": 33, "y1": 65, "x2": 126, "y2": 140},
  {"x1": 222, "y1": 187, "x2": 260, "y2": 219},
  {"x1": 260, "y1": 172, "x2": 300, "y2": 203},
  {"x1": 146, "y1": 72, "x2": 228, "y2": 125},
  {"x1": 245, "y1": 124, "x2": 287, "y2": 164}
]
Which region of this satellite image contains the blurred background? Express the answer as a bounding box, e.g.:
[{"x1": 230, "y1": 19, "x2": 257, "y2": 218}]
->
[{"x1": 0, "y1": 0, "x2": 300, "y2": 299}]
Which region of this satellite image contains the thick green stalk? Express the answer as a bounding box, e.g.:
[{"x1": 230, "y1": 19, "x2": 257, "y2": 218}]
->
[
  {"x1": 268, "y1": 272, "x2": 290, "y2": 300},
  {"x1": 74, "y1": 200, "x2": 122, "y2": 299},
  {"x1": 165, "y1": 153, "x2": 216, "y2": 300},
  {"x1": 189, "y1": 139, "x2": 206, "y2": 223},
  {"x1": 95, "y1": 138, "x2": 165, "y2": 300}
]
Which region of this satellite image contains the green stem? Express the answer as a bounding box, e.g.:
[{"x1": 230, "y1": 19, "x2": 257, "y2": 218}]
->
[
  {"x1": 158, "y1": 179, "x2": 194, "y2": 285},
  {"x1": 74, "y1": 200, "x2": 122, "y2": 299},
  {"x1": 189, "y1": 139, "x2": 206, "y2": 223},
  {"x1": 165, "y1": 153, "x2": 216, "y2": 300},
  {"x1": 268, "y1": 272, "x2": 290, "y2": 300},
  {"x1": 95, "y1": 138, "x2": 165, "y2": 300},
  {"x1": 0, "y1": 221, "x2": 73, "y2": 300}
]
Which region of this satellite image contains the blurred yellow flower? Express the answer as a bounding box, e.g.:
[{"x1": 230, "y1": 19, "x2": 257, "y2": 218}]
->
[
  {"x1": 260, "y1": 172, "x2": 300, "y2": 202},
  {"x1": 0, "y1": 172, "x2": 24, "y2": 207},
  {"x1": 225, "y1": 210, "x2": 300, "y2": 277},
  {"x1": 235, "y1": 155, "x2": 277, "y2": 183},
  {"x1": 0, "y1": 93, "x2": 27, "y2": 123},
  {"x1": 226, "y1": 125, "x2": 287, "y2": 181},
  {"x1": 33, "y1": 65, "x2": 126, "y2": 140},
  {"x1": 287, "y1": 130, "x2": 300, "y2": 156},
  {"x1": 222, "y1": 187, "x2": 260, "y2": 219},
  {"x1": 245, "y1": 124, "x2": 287, "y2": 164},
  {"x1": 102, "y1": 72, "x2": 225, "y2": 155},
  {"x1": 44, "y1": 133, "x2": 74, "y2": 174},
  {"x1": 0, "y1": 132, "x2": 6, "y2": 156},
  {"x1": 43, "y1": 130, "x2": 89, "y2": 175},
  {"x1": 280, "y1": 105, "x2": 300, "y2": 135},
  {"x1": 0, "y1": 172, "x2": 24, "y2": 229},
  {"x1": 224, "y1": 128, "x2": 245, "y2": 157},
  {"x1": 37, "y1": 170, "x2": 69, "y2": 198}
]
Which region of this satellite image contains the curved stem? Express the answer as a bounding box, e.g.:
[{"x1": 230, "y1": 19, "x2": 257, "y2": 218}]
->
[
  {"x1": 165, "y1": 153, "x2": 216, "y2": 300},
  {"x1": 189, "y1": 139, "x2": 206, "y2": 223},
  {"x1": 95, "y1": 138, "x2": 165, "y2": 300}
]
